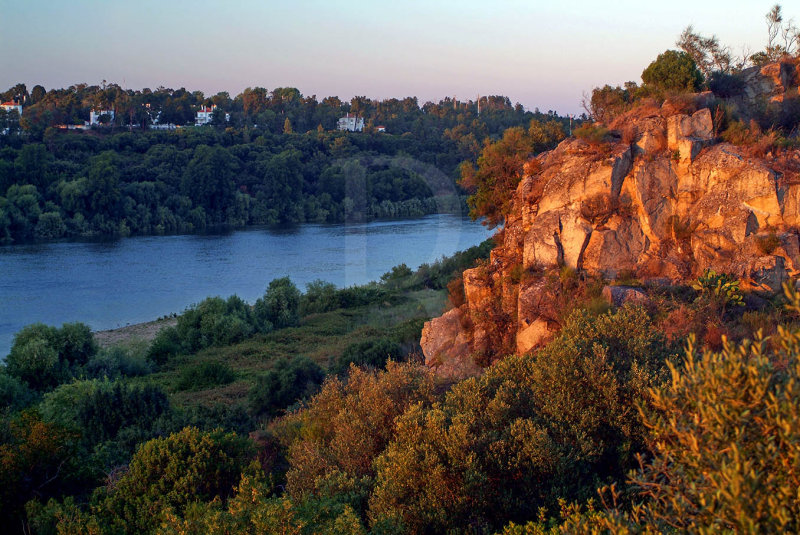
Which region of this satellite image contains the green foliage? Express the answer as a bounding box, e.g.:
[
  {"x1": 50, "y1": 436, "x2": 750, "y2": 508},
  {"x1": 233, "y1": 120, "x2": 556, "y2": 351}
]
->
[
  {"x1": 0, "y1": 411, "x2": 85, "y2": 530},
  {"x1": 85, "y1": 342, "x2": 153, "y2": 379},
  {"x1": 756, "y1": 230, "x2": 781, "y2": 255},
  {"x1": 248, "y1": 356, "x2": 324, "y2": 419},
  {"x1": 176, "y1": 360, "x2": 236, "y2": 391},
  {"x1": 626, "y1": 327, "x2": 800, "y2": 532},
  {"x1": 331, "y1": 338, "x2": 405, "y2": 375},
  {"x1": 92, "y1": 427, "x2": 253, "y2": 534},
  {"x1": 0, "y1": 371, "x2": 37, "y2": 412},
  {"x1": 573, "y1": 122, "x2": 610, "y2": 143},
  {"x1": 367, "y1": 306, "x2": 672, "y2": 532},
  {"x1": 708, "y1": 71, "x2": 746, "y2": 98},
  {"x1": 691, "y1": 268, "x2": 744, "y2": 314},
  {"x1": 5, "y1": 322, "x2": 97, "y2": 391},
  {"x1": 157, "y1": 465, "x2": 369, "y2": 535},
  {"x1": 254, "y1": 277, "x2": 301, "y2": 330},
  {"x1": 0, "y1": 81, "x2": 574, "y2": 244},
  {"x1": 641, "y1": 50, "x2": 704, "y2": 92},
  {"x1": 379, "y1": 263, "x2": 413, "y2": 289},
  {"x1": 276, "y1": 362, "x2": 436, "y2": 514},
  {"x1": 146, "y1": 325, "x2": 183, "y2": 365},
  {"x1": 300, "y1": 279, "x2": 341, "y2": 315},
  {"x1": 39, "y1": 379, "x2": 171, "y2": 465},
  {"x1": 149, "y1": 294, "x2": 260, "y2": 362},
  {"x1": 460, "y1": 121, "x2": 565, "y2": 228}
]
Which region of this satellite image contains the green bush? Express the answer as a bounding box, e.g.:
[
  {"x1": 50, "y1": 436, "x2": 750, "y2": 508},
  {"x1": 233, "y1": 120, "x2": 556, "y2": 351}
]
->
[
  {"x1": 85, "y1": 343, "x2": 152, "y2": 378},
  {"x1": 299, "y1": 279, "x2": 340, "y2": 315},
  {"x1": 253, "y1": 277, "x2": 301, "y2": 330},
  {"x1": 92, "y1": 427, "x2": 253, "y2": 534},
  {"x1": 277, "y1": 362, "x2": 437, "y2": 509},
  {"x1": 177, "y1": 295, "x2": 256, "y2": 352},
  {"x1": 40, "y1": 379, "x2": 170, "y2": 450},
  {"x1": 176, "y1": 361, "x2": 235, "y2": 391},
  {"x1": 708, "y1": 71, "x2": 745, "y2": 98},
  {"x1": 756, "y1": 231, "x2": 781, "y2": 255},
  {"x1": 5, "y1": 322, "x2": 97, "y2": 391},
  {"x1": 0, "y1": 372, "x2": 37, "y2": 412},
  {"x1": 332, "y1": 338, "x2": 405, "y2": 375},
  {"x1": 641, "y1": 50, "x2": 703, "y2": 93},
  {"x1": 627, "y1": 328, "x2": 800, "y2": 532},
  {"x1": 573, "y1": 123, "x2": 610, "y2": 144},
  {"x1": 146, "y1": 325, "x2": 182, "y2": 365},
  {"x1": 379, "y1": 263, "x2": 413, "y2": 289},
  {"x1": 692, "y1": 268, "x2": 744, "y2": 315},
  {"x1": 248, "y1": 356, "x2": 324, "y2": 418}
]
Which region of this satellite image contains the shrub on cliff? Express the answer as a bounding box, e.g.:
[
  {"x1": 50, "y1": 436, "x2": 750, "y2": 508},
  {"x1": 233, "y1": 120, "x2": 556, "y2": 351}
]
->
[
  {"x1": 460, "y1": 122, "x2": 564, "y2": 228},
  {"x1": 641, "y1": 50, "x2": 703, "y2": 93}
]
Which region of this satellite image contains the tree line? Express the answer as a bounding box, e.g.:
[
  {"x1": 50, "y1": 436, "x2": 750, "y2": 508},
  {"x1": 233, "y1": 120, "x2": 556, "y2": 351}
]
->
[{"x1": 0, "y1": 84, "x2": 572, "y2": 244}]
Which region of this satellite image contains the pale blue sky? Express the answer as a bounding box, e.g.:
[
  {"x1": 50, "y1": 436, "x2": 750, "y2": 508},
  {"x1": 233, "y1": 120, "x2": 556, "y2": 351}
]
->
[{"x1": 0, "y1": 0, "x2": 783, "y2": 114}]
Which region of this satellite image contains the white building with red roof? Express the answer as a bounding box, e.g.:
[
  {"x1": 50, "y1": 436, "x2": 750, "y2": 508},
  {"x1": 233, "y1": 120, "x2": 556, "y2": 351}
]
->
[{"x1": 1, "y1": 101, "x2": 22, "y2": 116}]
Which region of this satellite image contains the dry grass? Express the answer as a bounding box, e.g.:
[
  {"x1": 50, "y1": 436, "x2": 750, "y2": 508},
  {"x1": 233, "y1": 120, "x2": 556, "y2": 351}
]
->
[
  {"x1": 661, "y1": 93, "x2": 700, "y2": 116},
  {"x1": 608, "y1": 99, "x2": 662, "y2": 130}
]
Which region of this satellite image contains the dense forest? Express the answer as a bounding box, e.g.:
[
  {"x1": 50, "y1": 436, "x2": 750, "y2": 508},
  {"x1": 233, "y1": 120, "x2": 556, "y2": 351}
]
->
[{"x1": 0, "y1": 84, "x2": 569, "y2": 244}]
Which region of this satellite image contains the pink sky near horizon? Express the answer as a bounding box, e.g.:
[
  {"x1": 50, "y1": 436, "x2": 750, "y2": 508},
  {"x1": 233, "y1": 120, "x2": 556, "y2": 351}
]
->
[{"x1": 0, "y1": 0, "x2": 782, "y2": 115}]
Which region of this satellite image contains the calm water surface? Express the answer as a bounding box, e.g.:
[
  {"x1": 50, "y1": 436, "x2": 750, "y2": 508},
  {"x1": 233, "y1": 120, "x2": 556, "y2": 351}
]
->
[{"x1": 0, "y1": 215, "x2": 492, "y2": 356}]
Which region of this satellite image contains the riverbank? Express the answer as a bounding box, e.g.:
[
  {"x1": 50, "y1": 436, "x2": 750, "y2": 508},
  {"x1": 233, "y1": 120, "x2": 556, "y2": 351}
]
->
[
  {"x1": 94, "y1": 317, "x2": 177, "y2": 349},
  {"x1": 0, "y1": 214, "x2": 492, "y2": 357}
]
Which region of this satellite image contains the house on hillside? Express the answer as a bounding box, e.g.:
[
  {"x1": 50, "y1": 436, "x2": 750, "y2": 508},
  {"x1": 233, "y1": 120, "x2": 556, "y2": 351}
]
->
[
  {"x1": 1, "y1": 101, "x2": 22, "y2": 116},
  {"x1": 195, "y1": 105, "x2": 230, "y2": 126},
  {"x1": 376, "y1": 125, "x2": 386, "y2": 133},
  {"x1": 337, "y1": 113, "x2": 364, "y2": 132},
  {"x1": 89, "y1": 109, "x2": 115, "y2": 126}
]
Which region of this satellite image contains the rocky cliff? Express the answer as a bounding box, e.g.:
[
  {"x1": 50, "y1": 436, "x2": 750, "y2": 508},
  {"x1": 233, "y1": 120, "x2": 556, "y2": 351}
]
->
[{"x1": 422, "y1": 58, "x2": 800, "y2": 379}]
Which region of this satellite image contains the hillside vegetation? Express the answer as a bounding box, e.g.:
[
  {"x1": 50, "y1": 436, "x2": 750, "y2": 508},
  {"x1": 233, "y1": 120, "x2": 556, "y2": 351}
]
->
[{"x1": 4, "y1": 6, "x2": 800, "y2": 534}]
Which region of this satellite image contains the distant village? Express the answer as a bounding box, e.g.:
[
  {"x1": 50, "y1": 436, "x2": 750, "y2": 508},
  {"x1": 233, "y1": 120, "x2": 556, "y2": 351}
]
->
[{"x1": 0, "y1": 98, "x2": 385, "y2": 134}]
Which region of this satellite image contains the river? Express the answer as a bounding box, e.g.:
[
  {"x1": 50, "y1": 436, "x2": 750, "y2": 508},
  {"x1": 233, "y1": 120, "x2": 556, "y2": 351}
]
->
[{"x1": 0, "y1": 214, "x2": 492, "y2": 357}]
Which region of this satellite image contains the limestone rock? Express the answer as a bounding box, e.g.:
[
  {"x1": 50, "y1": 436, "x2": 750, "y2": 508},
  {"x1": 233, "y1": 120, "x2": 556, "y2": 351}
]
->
[
  {"x1": 421, "y1": 73, "x2": 800, "y2": 378},
  {"x1": 420, "y1": 308, "x2": 480, "y2": 380},
  {"x1": 750, "y1": 255, "x2": 789, "y2": 292},
  {"x1": 601, "y1": 286, "x2": 649, "y2": 307}
]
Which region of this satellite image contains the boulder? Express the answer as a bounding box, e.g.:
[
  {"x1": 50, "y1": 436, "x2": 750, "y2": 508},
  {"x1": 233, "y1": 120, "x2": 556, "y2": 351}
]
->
[
  {"x1": 601, "y1": 286, "x2": 649, "y2": 307},
  {"x1": 420, "y1": 308, "x2": 480, "y2": 380},
  {"x1": 750, "y1": 255, "x2": 789, "y2": 292}
]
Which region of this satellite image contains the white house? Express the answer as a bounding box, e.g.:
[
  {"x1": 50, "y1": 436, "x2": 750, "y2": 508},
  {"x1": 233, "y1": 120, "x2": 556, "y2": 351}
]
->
[
  {"x1": 195, "y1": 105, "x2": 229, "y2": 126},
  {"x1": 337, "y1": 113, "x2": 364, "y2": 132},
  {"x1": 89, "y1": 109, "x2": 115, "y2": 126},
  {"x1": 1, "y1": 101, "x2": 22, "y2": 116}
]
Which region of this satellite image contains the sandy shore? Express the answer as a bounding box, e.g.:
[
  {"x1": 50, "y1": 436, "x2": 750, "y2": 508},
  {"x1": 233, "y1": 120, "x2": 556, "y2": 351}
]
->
[{"x1": 93, "y1": 317, "x2": 177, "y2": 348}]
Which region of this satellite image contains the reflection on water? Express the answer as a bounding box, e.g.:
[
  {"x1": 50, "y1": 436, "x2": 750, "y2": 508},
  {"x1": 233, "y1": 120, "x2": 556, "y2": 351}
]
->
[{"x1": 0, "y1": 215, "x2": 491, "y2": 356}]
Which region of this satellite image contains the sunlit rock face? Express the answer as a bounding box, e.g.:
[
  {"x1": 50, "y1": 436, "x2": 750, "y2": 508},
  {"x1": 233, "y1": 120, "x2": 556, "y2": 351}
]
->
[{"x1": 421, "y1": 60, "x2": 800, "y2": 379}]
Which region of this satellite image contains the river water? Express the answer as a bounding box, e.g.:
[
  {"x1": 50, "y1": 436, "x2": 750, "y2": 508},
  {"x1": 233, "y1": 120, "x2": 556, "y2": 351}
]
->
[{"x1": 0, "y1": 215, "x2": 492, "y2": 357}]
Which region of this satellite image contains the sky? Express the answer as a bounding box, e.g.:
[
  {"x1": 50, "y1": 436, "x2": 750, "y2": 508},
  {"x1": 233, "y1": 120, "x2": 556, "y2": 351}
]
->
[{"x1": 0, "y1": 0, "x2": 784, "y2": 115}]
